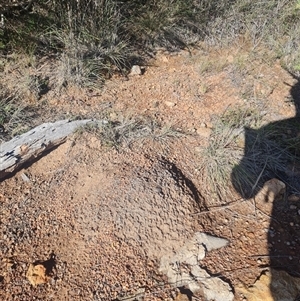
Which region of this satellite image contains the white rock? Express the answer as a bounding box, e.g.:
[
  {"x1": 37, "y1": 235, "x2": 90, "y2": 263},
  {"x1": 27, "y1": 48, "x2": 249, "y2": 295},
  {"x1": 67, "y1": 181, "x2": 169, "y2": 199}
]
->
[
  {"x1": 165, "y1": 101, "x2": 176, "y2": 107},
  {"x1": 191, "y1": 265, "x2": 234, "y2": 301},
  {"x1": 195, "y1": 233, "x2": 229, "y2": 252},
  {"x1": 159, "y1": 232, "x2": 233, "y2": 301},
  {"x1": 129, "y1": 65, "x2": 142, "y2": 76}
]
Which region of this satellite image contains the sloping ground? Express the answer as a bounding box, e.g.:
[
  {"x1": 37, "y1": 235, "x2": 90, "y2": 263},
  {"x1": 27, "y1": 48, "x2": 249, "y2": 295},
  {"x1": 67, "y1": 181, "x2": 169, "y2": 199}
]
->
[
  {"x1": 0, "y1": 136, "x2": 203, "y2": 300},
  {"x1": 1, "y1": 45, "x2": 300, "y2": 300}
]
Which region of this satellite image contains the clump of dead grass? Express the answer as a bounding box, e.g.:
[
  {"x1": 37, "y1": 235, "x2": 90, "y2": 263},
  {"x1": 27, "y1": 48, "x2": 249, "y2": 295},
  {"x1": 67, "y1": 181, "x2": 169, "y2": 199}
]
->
[
  {"x1": 0, "y1": 0, "x2": 299, "y2": 102},
  {"x1": 0, "y1": 88, "x2": 37, "y2": 142},
  {"x1": 206, "y1": 0, "x2": 300, "y2": 71},
  {"x1": 77, "y1": 115, "x2": 183, "y2": 150},
  {"x1": 198, "y1": 105, "x2": 298, "y2": 205},
  {"x1": 0, "y1": 0, "x2": 299, "y2": 134}
]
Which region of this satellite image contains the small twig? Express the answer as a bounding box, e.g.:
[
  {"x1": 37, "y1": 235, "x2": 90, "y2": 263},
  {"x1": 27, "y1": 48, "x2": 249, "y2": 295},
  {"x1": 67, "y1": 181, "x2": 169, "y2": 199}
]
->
[
  {"x1": 191, "y1": 193, "x2": 281, "y2": 225},
  {"x1": 225, "y1": 207, "x2": 260, "y2": 221},
  {"x1": 251, "y1": 157, "x2": 268, "y2": 196},
  {"x1": 191, "y1": 197, "x2": 246, "y2": 215}
]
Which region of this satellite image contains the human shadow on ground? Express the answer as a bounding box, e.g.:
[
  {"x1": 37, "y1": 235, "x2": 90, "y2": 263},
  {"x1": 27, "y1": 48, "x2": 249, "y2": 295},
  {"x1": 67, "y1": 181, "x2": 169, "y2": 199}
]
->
[{"x1": 231, "y1": 72, "x2": 300, "y2": 299}]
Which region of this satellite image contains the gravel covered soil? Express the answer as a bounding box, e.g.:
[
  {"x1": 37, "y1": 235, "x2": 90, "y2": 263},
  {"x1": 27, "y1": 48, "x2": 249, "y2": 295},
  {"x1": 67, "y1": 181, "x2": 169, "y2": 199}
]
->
[{"x1": 1, "y1": 46, "x2": 300, "y2": 300}]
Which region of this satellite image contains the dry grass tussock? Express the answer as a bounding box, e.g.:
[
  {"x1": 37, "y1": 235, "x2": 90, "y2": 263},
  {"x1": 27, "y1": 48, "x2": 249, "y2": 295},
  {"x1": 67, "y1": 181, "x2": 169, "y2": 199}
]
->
[
  {"x1": 0, "y1": 0, "x2": 300, "y2": 98},
  {"x1": 0, "y1": 0, "x2": 300, "y2": 146},
  {"x1": 77, "y1": 116, "x2": 184, "y2": 150},
  {"x1": 198, "y1": 105, "x2": 299, "y2": 206}
]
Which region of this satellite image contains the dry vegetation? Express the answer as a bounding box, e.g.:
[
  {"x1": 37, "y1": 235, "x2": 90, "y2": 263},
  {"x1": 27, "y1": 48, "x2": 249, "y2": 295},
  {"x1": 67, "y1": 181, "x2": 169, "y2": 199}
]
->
[
  {"x1": 0, "y1": 0, "x2": 299, "y2": 97},
  {"x1": 1, "y1": 2, "x2": 300, "y2": 300},
  {"x1": 0, "y1": 0, "x2": 300, "y2": 198}
]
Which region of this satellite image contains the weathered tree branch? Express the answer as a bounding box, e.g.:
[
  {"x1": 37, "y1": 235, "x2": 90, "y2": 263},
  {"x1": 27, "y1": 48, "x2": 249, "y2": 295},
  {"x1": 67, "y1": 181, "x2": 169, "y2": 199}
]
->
[{"x1": 0, "y1": 119, "x2": 97, "y2": 180}]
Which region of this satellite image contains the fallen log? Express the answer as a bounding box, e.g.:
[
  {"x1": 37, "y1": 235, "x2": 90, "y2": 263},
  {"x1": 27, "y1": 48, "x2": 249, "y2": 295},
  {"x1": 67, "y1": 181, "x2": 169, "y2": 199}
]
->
[{"x1": 0, "y1": 119, "x2": 97, "y2": 180}]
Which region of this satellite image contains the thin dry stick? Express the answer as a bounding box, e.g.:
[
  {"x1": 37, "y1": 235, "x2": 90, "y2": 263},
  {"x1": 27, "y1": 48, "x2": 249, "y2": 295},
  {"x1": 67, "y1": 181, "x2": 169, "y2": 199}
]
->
[
  {"x1": 191, "y1": 197, "x2": 246, "y2": 215},
  {"x1": 251, "y1": 157, "x2": 268, "y2": 196},
  {"x1": 192, "y1": 195, "x2": 281, "y2": 226}
]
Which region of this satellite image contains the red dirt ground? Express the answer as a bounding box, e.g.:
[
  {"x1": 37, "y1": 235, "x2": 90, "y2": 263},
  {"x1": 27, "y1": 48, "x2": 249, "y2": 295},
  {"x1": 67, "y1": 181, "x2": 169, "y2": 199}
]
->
[{"x1": 1, "y1": 45, "x2": 299, "y2": 300}]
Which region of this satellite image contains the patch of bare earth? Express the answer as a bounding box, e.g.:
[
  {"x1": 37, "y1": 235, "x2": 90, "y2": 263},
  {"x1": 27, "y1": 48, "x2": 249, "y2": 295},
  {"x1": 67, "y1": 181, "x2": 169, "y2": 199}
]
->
[{"x1": 1, "y1": 45, "x2": 299, "y2": 300}]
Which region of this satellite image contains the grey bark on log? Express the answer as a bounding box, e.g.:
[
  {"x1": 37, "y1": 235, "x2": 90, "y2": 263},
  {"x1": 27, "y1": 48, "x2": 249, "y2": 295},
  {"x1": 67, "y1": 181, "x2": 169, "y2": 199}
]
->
[{"x1": 0, "y1": 119, "x2": 96, "y2": 180}]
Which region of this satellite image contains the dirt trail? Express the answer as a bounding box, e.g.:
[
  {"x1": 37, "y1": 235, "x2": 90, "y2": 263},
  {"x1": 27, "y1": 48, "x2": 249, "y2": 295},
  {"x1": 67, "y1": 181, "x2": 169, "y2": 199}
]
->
[{"x1": 0, "y1": 46, "x2": 299, "y2": 300}]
